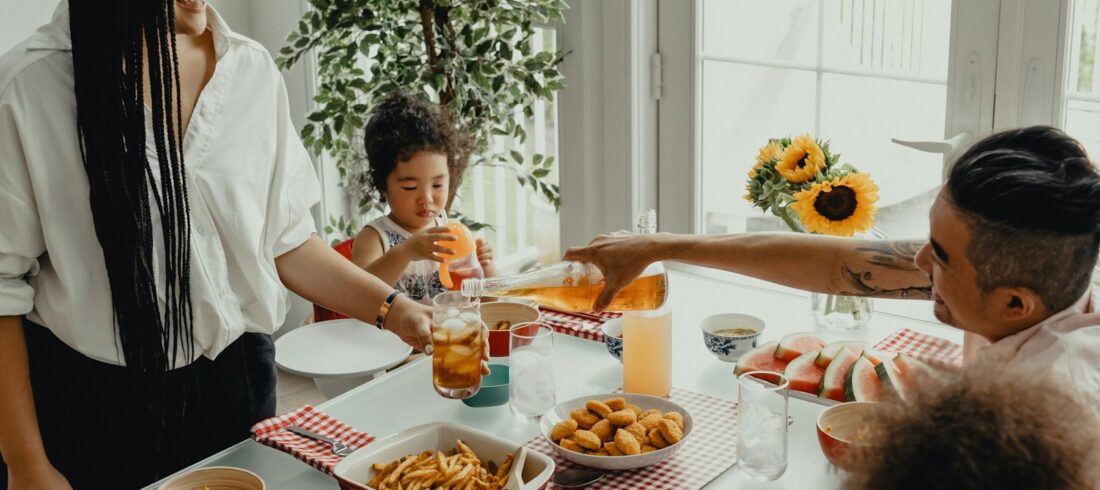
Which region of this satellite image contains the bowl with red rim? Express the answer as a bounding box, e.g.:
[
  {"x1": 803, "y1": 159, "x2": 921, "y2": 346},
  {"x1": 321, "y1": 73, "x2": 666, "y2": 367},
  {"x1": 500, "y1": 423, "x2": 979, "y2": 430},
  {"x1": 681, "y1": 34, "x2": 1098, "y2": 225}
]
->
[
  {"x1": 479, "y1": 300, "x2": 540, "y2": 357},
  {"x1": 816, "y1": 401, "x2": 879, "y2": 469}
]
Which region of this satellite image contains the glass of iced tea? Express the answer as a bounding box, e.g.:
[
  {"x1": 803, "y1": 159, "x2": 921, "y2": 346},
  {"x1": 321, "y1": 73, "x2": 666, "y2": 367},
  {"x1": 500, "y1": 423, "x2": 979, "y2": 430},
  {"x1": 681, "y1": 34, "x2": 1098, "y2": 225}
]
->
[{"x1": 431, "y1": 291, "x2": 484, "y2": 399}]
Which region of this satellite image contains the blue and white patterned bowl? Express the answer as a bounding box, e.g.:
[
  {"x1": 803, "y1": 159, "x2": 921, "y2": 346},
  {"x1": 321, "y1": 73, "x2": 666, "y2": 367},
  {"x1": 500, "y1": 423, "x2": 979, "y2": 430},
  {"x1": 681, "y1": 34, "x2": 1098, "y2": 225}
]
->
[
  {"x1": 600, "y1": 318, "x2": 623, "y2": 362},
  {"x1": 700, "y1": 313, "x2": 766, "y2": 362}
]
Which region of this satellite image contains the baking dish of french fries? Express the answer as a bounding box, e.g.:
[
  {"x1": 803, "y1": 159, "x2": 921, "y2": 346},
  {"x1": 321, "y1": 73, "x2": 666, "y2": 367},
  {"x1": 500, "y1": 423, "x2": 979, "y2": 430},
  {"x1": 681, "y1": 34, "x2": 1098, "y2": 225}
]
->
[{"x1": 331, "y1": 422, "x2": 555, "y2": 490}]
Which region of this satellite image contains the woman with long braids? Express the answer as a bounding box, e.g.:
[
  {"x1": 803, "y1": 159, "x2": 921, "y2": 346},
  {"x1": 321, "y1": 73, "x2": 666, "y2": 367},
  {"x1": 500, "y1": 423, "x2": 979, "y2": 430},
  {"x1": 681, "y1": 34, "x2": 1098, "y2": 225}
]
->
[{"x1": 0, "y1": 1, "x2": 486, "y2": 488}]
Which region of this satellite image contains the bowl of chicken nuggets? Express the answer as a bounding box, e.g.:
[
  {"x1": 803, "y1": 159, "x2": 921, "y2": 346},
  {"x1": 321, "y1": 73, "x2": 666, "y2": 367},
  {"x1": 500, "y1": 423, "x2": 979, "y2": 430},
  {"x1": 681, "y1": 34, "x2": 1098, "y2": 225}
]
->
[
  {"x1": 539, "y1": 393, "x2": 693, "y2": 471},
  {"x1": 332, "y1": 422, "x2": 555, "y2": 490}
]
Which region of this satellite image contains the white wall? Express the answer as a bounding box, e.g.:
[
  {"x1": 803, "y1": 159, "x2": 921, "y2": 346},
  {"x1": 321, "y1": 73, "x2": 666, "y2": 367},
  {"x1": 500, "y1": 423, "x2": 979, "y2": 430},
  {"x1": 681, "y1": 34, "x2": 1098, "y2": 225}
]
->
[{"x1": 0, "y1": 0, "x2": 57, "y2": 53}]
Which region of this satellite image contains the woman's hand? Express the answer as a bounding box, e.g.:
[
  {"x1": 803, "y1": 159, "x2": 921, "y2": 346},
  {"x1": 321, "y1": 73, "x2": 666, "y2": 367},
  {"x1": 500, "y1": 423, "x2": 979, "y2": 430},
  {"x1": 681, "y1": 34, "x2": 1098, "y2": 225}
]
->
[
  {"x1": 564, "y1": 233, "x2": 664, "y2": 312},
  {"x1": 382, "y1": 295, "x2": 489, "y2": 375},
  {"x1": 8, "y1": 460, "x2": 73, "y2": 490},
  {"x1": 399, "y1": 227, "x2": 457, "y2": 263}
]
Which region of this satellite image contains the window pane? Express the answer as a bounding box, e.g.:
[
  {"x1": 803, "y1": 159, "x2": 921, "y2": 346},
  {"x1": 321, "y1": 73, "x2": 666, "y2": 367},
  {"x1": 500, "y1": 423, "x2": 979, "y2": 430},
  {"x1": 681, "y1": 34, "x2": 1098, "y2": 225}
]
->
[
  {"x1": 698, "y1": 0, "x2": 952, "y2": 239},
  {"x1": 1063, "y1": 0, "x2": 1100, "y2": 159},
  {"x1": 700, "y1": 61, "x2": 816, "y2": 234},
  {"x1": 701, "y1": 0, "x2": 820, "y2": 65}
]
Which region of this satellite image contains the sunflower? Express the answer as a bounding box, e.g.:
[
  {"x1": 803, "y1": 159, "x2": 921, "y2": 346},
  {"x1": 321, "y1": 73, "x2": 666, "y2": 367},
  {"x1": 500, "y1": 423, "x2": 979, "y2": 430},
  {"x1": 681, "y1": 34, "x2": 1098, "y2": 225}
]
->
[
  {"x1": 776, "y1": 134, "x2": 826, "y2": 183},
  {"x1": 749, "y1": 141, "x2": 784, "y2": 178},
  {"x1": 789, "y1": 173, "x2": 879, "y2": 236}
]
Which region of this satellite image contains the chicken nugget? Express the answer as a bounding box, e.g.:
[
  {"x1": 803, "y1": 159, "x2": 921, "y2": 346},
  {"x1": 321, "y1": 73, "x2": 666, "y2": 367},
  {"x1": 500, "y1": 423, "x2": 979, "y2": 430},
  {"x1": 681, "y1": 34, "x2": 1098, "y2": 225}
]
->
[
  {"x1": 559, "y1": 438, "x2": 583, "y2": 453},
  {"x1": 572, "y1": 430, "x2": 602, "y2": 451},
  {"x1": 586, "y1": 400, "x2": 613, "y2": 418},
  {"x1": 603, "y1": 397, "x2": 626, "y2": 411},
  {"x1": 550, "y1": 418, "x2": 578, "y2": 442},
  {"x1": 607, "y1": 410, "x2": 637, "y2": 427},
  {"x1": 663, "y1": 411, "x2": 685, "y2": 430},
  {"x1": 648, "y1": 428, "x2": 670, "y2": 449},
  {"x1": 658, "y1": 418, "x2": 684, "y2": 444},
  {"x1": 624, "y1": 403, "x2": 643, "y2": 416},
  {"x1": 640, "y1": 414, "x2": 664, "y2": 432},
  {"x1": 638, "y1": 409, "x2": 662, "y2": 421},
  {"x1": 569, "y1": 408, "x2": 601, "y2": 429},
  {"x1": 641, "y1": 444, "x2": 658, "y2": 453},
  {"x1": 590, "y1": 419, "x2": 613, "y2": 441},
  {"x1": 614, "y1": 429, "x2": 641, "y2": 455},
  {"x1": 603, "y1": 441, "x2": 623, "y2": 456},
  {"x1": 624, "y1": 422, "x2": 647, "y2": 444}
]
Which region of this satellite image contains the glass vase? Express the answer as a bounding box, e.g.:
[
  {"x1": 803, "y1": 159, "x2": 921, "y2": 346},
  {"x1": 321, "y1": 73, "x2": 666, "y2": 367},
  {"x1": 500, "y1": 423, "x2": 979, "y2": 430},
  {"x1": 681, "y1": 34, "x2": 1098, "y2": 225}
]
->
[{"x1": 810, "y1": 292, "x2": 873, "y2": 331}]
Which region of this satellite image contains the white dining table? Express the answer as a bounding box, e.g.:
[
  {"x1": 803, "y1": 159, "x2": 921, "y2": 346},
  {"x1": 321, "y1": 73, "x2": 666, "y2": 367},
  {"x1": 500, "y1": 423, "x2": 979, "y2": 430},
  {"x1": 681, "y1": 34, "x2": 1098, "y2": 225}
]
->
[{"x1": 146, "y1": 269, "x2": 962, "y2": 489}]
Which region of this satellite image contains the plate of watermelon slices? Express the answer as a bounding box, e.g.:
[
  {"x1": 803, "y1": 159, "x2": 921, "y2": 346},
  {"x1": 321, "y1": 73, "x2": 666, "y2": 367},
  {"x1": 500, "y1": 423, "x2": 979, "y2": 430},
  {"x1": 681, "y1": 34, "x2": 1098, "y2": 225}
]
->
[{"x1": 733, "y1": 332, "x2": 953, "y2": 405}]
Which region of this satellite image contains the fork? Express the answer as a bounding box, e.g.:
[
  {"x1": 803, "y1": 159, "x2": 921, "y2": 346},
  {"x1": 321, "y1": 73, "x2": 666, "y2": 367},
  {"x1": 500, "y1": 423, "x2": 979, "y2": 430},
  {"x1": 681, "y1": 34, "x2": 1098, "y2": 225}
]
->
[{"x1": 286, "y1": 425, "x2": 354, "y2": 456}]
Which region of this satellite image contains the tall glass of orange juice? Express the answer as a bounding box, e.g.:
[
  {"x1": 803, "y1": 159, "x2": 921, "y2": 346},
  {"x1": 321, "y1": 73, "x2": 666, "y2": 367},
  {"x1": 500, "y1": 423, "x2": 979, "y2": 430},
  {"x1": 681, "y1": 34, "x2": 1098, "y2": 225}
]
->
[
  {"x1": 622, "y1": 305, "x2": 672, "y2": 397},
  {"x1": 431, "y1": 291, "x2": 483, "y2": 399}
]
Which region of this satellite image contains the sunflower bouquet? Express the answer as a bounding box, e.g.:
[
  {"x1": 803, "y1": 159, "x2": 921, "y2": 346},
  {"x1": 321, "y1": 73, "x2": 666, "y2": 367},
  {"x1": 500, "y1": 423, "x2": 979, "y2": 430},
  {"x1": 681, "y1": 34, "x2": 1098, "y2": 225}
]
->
[
  {"x1": 744, "y1": 134, "x2": 879, "y2": 236},
  {"x1": 744, "y1": 134, "x2": 880, "y2": 329}
]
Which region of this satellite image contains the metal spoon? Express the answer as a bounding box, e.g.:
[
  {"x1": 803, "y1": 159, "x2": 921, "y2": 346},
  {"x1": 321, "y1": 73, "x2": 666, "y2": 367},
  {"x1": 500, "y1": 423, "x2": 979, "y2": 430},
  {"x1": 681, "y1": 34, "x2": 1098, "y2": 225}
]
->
[{"x1": 551, "y1": 468, "x2": 604, "y2": 488}]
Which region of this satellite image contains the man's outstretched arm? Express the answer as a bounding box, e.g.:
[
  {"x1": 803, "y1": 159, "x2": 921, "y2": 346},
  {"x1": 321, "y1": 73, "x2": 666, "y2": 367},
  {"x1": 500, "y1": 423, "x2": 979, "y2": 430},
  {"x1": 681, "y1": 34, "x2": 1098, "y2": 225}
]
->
[{"x1": 565, "y1": 233, "x2": 932, "y2": 311}]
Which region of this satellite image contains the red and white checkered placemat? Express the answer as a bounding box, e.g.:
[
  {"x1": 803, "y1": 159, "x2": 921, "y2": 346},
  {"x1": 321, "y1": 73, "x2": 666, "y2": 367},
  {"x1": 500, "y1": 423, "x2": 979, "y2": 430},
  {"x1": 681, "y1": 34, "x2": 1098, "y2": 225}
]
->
[
  {"x1": 251, "y1": 405, "x2": 375, "y2": 475},
  {"x1": 524, "y1": 388, "x2": 738, "y2": 489},
  {"x1": 539, "y1": 307, "x2": 621, "y2": 343},
  {"x1": 874, "y1": 328, "x2": 963, "y2": 368}
]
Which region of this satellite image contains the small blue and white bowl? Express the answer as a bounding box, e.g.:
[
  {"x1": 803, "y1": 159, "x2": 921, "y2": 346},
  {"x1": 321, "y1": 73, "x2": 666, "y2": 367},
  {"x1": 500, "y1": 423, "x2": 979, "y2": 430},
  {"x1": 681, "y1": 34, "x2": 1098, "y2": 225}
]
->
[
  {"x1": 700, "y1": 313, "x2": 766, "y2": 362},
  {"x1": 600, "y1": 318, "x2": 623, "y2": 362}
]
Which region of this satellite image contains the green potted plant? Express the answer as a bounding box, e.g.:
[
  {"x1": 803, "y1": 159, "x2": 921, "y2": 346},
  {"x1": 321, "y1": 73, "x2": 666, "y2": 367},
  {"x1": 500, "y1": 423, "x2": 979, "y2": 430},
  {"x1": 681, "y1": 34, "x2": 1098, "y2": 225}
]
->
[{"x1": 277, "y1": 0, "x2": 568, "y2": 238}]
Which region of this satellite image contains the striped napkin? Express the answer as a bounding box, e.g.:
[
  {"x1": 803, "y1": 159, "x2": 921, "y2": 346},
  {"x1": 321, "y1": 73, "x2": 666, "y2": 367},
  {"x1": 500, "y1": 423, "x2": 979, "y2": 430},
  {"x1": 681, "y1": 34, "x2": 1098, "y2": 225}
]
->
[
  {"x1": 538, "y1": 307, "x2": 621, "y2": 343},
  {"x1": 251, "y1": 405, "x2": 374, "y2": 475},
  {"x1": 874, "y1": 328, "x2": 964, "y2": 368}
]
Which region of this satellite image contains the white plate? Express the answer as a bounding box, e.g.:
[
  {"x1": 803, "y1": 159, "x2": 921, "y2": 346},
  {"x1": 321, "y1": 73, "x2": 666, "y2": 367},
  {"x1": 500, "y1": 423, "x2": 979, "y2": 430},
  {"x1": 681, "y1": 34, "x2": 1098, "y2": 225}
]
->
[
  {"x1": 332, "y1": 422, "x2": 555, "y2": 490},
  {"x1": 274, "y1": 319, "x2": 412, "y2": 379},
  {"x1": 539, "y1": 392, "x2": 693, "y2": 471}
]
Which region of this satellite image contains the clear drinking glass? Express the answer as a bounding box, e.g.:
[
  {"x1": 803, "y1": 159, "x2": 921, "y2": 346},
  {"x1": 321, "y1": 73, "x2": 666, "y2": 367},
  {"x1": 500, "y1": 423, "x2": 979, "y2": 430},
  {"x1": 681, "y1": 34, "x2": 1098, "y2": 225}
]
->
[
  {"x1": 431, "y1": 291, "x2": 484, "y2": 399},
  {"x1": 736, "y1": 371, "x2": 789, "y2": 481},
  {"x1": 508, "y1": 322, "x2": 556, "y2": 422}
]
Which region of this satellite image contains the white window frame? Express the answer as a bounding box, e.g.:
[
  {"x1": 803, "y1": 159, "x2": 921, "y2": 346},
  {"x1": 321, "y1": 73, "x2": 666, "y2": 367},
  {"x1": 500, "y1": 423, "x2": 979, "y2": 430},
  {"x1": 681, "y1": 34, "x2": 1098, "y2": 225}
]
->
[{"x1": 654, "y1": 0, "x2": 1004, "y2": 323}]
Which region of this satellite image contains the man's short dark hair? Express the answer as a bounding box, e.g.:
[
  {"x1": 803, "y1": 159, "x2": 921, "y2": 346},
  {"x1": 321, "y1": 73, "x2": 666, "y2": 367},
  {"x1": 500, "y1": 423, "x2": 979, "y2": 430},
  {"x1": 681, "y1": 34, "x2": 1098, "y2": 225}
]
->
[{"x1": 947, "y1": 126, "x2": 1100, "y2": 313}]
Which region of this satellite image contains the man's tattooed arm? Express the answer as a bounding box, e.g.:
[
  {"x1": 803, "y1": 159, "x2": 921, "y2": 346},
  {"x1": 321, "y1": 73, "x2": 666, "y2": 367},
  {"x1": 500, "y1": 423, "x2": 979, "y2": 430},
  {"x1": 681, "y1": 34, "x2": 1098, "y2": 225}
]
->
[{"x1": 835, "y1": 240, "x2": 933, "y2": 300}]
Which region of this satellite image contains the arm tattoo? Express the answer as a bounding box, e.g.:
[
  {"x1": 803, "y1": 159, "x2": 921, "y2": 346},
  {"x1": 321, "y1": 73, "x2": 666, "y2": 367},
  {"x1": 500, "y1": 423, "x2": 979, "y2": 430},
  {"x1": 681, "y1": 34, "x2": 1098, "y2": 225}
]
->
[{"x1": 839, "y1": 240, "x2": 933, "y2": 300}]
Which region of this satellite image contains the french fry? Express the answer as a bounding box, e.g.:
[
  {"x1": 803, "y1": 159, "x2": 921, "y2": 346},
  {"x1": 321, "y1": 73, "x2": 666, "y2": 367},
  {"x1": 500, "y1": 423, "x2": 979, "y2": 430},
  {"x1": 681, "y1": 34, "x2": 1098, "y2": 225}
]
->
[
  {"x1": 456, "y1": 439, "x2": 477, "y2": 459},
  {"x1": 495, "y1": 454, "x2": 513, "y2": 480},
  {"x1": 386, "y1": 455, "x2": 418, "y2": 486},
  {"x1": 366, "y1": 442, "x2": 514, "y2": 490}
]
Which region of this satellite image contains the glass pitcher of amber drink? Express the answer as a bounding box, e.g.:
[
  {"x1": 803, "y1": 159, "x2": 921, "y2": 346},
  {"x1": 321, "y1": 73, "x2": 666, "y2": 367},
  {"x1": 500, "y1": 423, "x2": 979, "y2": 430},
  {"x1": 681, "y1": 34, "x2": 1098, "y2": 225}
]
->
[
  {"x1": 460, "y1": 211, "x2": 668, "y2": 312},
  {"x1": 431, "y1": 291, "x2": 484, "y2": 399}
]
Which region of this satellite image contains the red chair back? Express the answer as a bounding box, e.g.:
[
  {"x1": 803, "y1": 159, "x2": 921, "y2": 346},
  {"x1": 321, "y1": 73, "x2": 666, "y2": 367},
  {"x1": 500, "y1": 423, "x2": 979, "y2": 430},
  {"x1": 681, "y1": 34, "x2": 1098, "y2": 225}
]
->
[{"x1": 313, "y1": 238, "x2": 356, "y2": 322}]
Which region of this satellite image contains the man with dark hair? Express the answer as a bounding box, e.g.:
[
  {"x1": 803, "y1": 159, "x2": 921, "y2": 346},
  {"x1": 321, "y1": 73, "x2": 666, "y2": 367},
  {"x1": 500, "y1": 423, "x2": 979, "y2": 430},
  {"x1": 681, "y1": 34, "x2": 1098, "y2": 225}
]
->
[{"x1": 567, "y1": 126, "x2": 1100, "y2": 406}]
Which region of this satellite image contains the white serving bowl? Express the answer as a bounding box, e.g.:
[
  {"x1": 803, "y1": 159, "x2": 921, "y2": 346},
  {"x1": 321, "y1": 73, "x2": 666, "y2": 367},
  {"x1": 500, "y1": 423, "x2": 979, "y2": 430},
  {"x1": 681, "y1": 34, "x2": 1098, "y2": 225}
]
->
[
  {"x1": 538, "y1": 392, "x2": 693, "y2": 471},
  {"x1": 699, "y1": 313, "x2": 765, "y2": 362},
  {"x1": 332, "y1": 422, "x2": 554, "y2": 490}
]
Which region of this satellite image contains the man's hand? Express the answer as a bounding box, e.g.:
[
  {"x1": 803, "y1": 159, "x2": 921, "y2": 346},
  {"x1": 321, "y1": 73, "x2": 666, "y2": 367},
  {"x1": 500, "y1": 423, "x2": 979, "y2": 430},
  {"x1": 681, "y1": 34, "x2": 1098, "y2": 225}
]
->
[
  {"x1": 399, "y1": 227, "x2": 457, "y2": 263},
  {"x1": 564, "y1": 233, "x2": 662, "y2": 311}
]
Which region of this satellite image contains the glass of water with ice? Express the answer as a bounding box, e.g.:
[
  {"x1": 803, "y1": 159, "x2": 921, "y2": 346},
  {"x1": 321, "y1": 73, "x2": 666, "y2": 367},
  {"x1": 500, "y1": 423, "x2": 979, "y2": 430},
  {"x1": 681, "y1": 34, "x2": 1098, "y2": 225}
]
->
[
  {"x1": 736, "y1": 370, "x2": 789, "y2": 481},
  {"x1": 508, "y1": 322, "x2": 556, "y2": 423}
]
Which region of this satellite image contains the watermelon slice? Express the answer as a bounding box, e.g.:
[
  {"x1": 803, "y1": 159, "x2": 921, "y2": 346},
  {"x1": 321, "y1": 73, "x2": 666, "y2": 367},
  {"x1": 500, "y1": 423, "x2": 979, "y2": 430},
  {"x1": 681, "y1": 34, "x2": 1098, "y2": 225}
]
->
[
  {"x1": 875, "y1": 354, "x2": 951, "y2": 402},
  {"x1": 734, "y1": 341, "x2": 789, "y2": 380},
  {"x1": 818, "y1": 348, "x2": 859, "y2": 401},
  {"x1": 814, "y1": 341, "x2": 868, "y2": 368},
  {"x1": 844, "y1": 353, "x2": 882, "y2": 402},
  {"x1": 773, "y1": 332, "x2": 826, "y2": 362},
  {"x1": 784, "y1": 350, "x2": 825, "y2": 394}
]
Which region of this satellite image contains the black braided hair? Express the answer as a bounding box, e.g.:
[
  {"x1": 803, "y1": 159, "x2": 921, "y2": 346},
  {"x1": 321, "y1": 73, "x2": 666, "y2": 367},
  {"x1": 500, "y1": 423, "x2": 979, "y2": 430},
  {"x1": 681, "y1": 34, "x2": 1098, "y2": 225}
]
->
[{"x1": 69, "y1": 0, "x2": 193, "y2": 373}]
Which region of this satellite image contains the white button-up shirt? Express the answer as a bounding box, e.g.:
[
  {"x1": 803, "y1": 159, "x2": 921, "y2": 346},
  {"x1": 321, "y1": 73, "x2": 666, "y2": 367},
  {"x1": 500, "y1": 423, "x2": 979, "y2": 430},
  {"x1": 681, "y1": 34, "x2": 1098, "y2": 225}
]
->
[
  {"x1": 983, "y1": 274, "x2": 1100, "y2": 412},
  {"x1": 0, "y1": 4, "x2": 321, "y2": 367}
]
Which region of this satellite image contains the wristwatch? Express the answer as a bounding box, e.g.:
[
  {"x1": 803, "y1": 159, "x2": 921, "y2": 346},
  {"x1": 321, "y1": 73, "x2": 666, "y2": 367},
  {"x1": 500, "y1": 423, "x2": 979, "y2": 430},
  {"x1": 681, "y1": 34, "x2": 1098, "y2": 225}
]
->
[{"x1": 376, "y1": 289, "x2": 404, "y2": 329}]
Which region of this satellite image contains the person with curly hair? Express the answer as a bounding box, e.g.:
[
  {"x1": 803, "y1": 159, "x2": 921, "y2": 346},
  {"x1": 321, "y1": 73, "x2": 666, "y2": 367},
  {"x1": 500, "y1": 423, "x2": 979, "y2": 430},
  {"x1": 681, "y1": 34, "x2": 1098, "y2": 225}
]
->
[
  {"x1": 843, "y1": 358, "x2": 1100, "y2": 489},
  {"x1": 349, "y1": 92, "x2": 497, "y2": 305}
]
